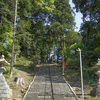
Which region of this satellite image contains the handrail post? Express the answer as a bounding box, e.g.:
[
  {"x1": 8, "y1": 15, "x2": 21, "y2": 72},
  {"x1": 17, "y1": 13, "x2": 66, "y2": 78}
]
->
[{"x1": 77, "y1": 48, "x2": 84, "y2": 100}]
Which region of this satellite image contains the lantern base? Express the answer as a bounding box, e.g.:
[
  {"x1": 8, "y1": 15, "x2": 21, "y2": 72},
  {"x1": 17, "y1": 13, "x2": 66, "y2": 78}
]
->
[{"x1": 0, "y1": 74, "x2": 12, "y2": 99}]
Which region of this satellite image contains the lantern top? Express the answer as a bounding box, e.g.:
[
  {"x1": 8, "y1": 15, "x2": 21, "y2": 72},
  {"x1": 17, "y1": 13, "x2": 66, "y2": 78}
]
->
[
  {"x1": 96, "y1": 58, "x2": 100, "y2": 66},
  {"x1": 0, "y1": 55, "x2": 10, "y2": 66}
]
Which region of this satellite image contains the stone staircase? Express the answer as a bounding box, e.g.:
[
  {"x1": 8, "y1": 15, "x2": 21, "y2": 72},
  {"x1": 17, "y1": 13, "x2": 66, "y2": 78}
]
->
[{"x1": 23, "y1": 65, "x2": 78, "y2": 100}]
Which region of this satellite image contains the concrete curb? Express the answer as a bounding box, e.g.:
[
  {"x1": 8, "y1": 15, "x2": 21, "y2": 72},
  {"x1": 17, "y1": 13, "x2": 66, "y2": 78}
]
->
[
  {"x1": 63, "y1": 77, "x2": 79, "y2": 100},
  {"x1": 22, "y1": 75, "x2": 36, "y2": 100}
]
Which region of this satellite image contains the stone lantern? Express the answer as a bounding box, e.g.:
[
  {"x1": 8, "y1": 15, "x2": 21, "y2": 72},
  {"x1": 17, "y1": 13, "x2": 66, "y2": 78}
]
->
[
  {"x1": 0, "y1": 55, "x2": 12, "y2": 99},
  {"x1": 95, "y1": 58, "x2": 100, "y2": 97}
]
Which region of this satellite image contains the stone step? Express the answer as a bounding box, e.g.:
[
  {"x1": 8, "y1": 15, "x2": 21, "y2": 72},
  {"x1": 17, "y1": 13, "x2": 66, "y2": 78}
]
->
[
  {"x1": 0, "y1": 93, "x2": 12, "y2": 98},
  {"x1": 0, "y1": 89, "x2": 12, "y2": 94},
  {"x1": 0, "y1": 85, "x2": 10, "y2": 89},
  {"x1": 23, "y1": 65, "x2": 78, "y2": 100}
]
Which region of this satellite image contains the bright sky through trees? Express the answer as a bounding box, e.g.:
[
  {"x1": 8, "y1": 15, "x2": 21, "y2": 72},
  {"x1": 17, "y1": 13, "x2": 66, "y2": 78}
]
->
[{"x1": 69, "y1": 0, "x2": 83, "y2": 31}]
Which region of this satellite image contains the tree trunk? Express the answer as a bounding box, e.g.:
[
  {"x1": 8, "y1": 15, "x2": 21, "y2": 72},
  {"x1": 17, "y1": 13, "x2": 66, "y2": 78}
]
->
[
  {"x1": 14, "y1": 54, "x2": 17, "y2": 64},
  {"x1": 10, "y1": 0, "x2": 18, "y2": 77}
]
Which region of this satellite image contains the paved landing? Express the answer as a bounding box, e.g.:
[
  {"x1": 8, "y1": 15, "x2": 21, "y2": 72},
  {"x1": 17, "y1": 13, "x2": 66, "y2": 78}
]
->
[{"x1": 23, "y1": 64, "x2": 78, "y2": 100}]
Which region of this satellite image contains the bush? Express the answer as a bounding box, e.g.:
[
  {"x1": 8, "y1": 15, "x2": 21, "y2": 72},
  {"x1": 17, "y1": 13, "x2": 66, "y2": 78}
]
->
[
  {"x1": 3, "y1": 66, "x2": 10, "y2": 78},
  {"x1": 15, "y1": 56, "x2": 33, "y2": 67},
  {"x1": 66, "y1": 58, "x2": 80, "y2": 70},
  {"x1": 83, "y1": 68, "x2": 98, "y2": 84}
]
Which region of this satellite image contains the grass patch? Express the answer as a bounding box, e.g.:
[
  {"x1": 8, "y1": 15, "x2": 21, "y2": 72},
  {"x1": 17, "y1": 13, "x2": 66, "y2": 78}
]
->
[{"x1": 15, "y1": 56, "x2": 33, "y2": 67}]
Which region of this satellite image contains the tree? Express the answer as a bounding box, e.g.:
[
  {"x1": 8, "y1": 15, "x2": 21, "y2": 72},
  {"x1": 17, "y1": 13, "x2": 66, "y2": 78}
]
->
[
  {"x1": 0, "y1": 0, "x2": 55, "y2": 64},
  {"x1": 72, "y1": 0, "x2": 100, "y2": 33},
  {"x1": 80, "y1": 21, "x2": 100, "y2": 67},
  {"x1": 0, "y1": 0, "x2": 14, "y2": 56},
  {"x1": 15, "y1": 0, "x2": 55, "y2": 63},
  {"x1": 64, "y1": 31, "x2": 83, "y2": 70},
  {"x1": 0, "y1": 0, "x2": 81, "y2": 68},
  {"x1": 10, "y1": 0, "x2": 18, "y2": 77},
  {"x1": 48, "y1": 0, "x2": 75, "y2": 63},
  {"x1": 72, "y1": 0, "x2": 100, "y2": 67}
]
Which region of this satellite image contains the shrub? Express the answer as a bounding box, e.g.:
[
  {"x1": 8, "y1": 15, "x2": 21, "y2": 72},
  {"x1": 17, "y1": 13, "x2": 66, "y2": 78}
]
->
[{"x1": 83, "y1": 68, "x2": 98, "y2": 84}]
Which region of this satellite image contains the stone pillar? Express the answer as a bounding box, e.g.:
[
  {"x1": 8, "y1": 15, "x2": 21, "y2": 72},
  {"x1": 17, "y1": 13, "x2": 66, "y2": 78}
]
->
[{"x1": 96, "y1": 68, "x2": 100, "y2": 97}]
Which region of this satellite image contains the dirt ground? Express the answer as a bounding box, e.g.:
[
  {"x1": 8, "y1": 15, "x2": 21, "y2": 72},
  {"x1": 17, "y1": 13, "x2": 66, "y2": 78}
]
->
[{"x1": 6, "y1": 67, "x2": 34, "y2": 99}]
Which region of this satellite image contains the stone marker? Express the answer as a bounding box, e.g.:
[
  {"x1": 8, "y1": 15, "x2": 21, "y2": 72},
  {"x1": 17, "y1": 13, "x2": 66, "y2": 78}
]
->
[
  {"x1": 0, "y1": 55, "x2": 12, "y2": 99},
  {"x1": 95, "y1": 58, "x2": 100, "y2": 97}
]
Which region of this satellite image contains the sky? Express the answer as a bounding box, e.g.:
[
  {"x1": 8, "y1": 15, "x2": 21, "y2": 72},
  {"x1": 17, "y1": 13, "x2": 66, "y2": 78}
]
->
[{"x1": 69, "y1": 0, "x2": 83, "y2": 31}]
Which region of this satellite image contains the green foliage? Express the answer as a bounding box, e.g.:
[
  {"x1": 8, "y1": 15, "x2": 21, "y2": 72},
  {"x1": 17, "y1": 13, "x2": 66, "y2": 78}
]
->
[
  {"x1": 53, "y1": 0, "x2": 75, "y2": 27},
  {"x1": 3, "y1": 66, "x2": 10, "y2": 78},
  {"x1": 0, "y1": 0, "x2": 14, "y2": 57},
  {"x1": 0, "y1": 0, "x2": 56, "y2": 60},
  {"x1": 65, "y1": 31, "x2": 83, "y2": 70},
  {"x1": 72, "y1": 0, "x2": 100, "y2": 68},
  {"x1": 3, "y1": 65, "x2": 17, "y2": 78},
  {"x1": 47, "y1": 0, "x2": 76, "y2": 61},
  {"x1": 34, "y1": 0, "x2": 55, "y2": 12},
  {"x1": 83, "y1": 68, "x2": 98, "y2": 84},
  {"x1": 72, "y1": 0, "x2": 100, "y2": 22},
  {"x1": 0, "y1": 30, "x2": 13, "y2": 57},
  {"x1": 0, "y1": 0, "x2": 77, "y2": 63},
  {"x1": 66, "y1": 31, "x2": 82, "y2": 46},
  {"x1": 66, "y1": 58, "x2": 80, "y2": 70},
  {"x1": 94, "y1": 46, "x2": 100, "y2": 52},
  {"x1": 70, "y1": 43, "x2": 84, "y2": 50},
  {"x1": 80, "y1": 21, "x2": 100, "y2": 67},
  {"x1": 15, "y1": 56, "x2": 33, "y2": 67},
  {"x1": 0, "y1": 0, "x2": 83, "y2": 78},
  {"x1": 9, "y1": 83, "x2": 17, "y2": 88}
]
